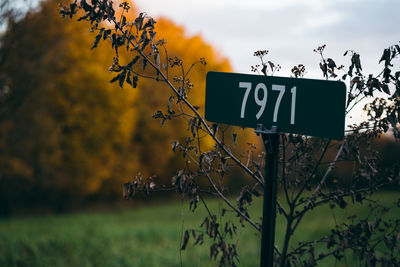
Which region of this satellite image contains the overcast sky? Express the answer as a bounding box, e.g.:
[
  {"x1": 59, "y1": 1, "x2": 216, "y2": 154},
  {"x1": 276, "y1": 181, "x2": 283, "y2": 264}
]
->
[
  {"x1": 9, "y1": 0, "x2": 397, "y2": 125},
  {"x1": 134, "y1": 0, "x2": 400, "y2": 78}
]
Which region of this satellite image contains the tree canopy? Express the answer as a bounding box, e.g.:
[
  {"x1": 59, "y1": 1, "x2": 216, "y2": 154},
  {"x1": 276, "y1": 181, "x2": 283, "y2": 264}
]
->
[{"x1": 0, "y1": 0, "x2": 231, "y2": 214}]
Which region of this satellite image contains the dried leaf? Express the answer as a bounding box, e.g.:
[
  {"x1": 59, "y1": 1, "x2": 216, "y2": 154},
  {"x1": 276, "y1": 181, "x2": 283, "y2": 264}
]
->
[
  {"x1": 131, "y1": 75, "x2": 138, "y2": 88},
  {"x1": 395, "y1": 44, "x2": 400, "y2": 54},
  {"x1": 128, "y1": 55, "x2": 140, "y2": 69},
  {"x1": 181, "y1": 230, "x2": 190, "y2": 250},
  {"x1": 194, "y1": 233, "x2": 204, "y2": 245},
  {"x1": 103, "y1": 29, "x2": 111, "y2": 40},
  {"x1": 351, "y1": 53, "x2": 362, "y2": 73},
  {"x1": 119, "y1": 70, "x2": 126, "y2": 88},
  {"x1": 142, "y1": 58, "x2": 147, "y2": 70},
  {"x1": 261, "y1": 65, "x2": 267, "y2": 76},
  {"x1": 320, "y1": 62, "x2": 328, "y2": 78},
  {"x1": 327, "y1": 58, "x2": 336, "y2": 69},
  {"x1": 381, "y1": 83, "x2": 390, "y2": 95},
  {"x1": 383, "y1": 67, "x2": 391, "y2": 83},
  {"x1": 135, "y1": 13, "x2": 144, "y2": 31},
  {"x1": 110, "y1": 73, "x2": 120, "y2": 83},
  {"x1": 212, "y1": 124, "x2": 218, "y2": 136},
  {"x1": 379, "y1": 48, "x2": 390, "y2": 65},
  {"x1": 91, "y1": 28, "x2": 104, "y2": 49}
]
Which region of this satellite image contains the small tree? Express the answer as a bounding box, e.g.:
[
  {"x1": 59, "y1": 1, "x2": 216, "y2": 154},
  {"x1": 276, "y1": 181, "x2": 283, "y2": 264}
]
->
[{"x1": 60, "y1": 1, "x2": 400, "y2": 266}]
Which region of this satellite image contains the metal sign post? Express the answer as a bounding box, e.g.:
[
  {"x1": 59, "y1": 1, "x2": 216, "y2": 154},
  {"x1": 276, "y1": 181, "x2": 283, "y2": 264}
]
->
[
  {"x1": 256, "y1": 126, "x2": 279, "y2": 267},
  {"x1": 204, "y1": 71, "x2": 346, "y2": 267}
]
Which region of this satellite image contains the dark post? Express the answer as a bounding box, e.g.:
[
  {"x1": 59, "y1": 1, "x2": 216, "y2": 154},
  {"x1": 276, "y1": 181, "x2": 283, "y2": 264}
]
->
[{"x1": 260, "y1": 133, "x2": 279, "y2": 267}]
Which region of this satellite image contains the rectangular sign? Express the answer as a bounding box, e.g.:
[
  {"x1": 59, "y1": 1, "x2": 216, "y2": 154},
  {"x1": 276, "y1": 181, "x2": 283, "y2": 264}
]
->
[{"x1": 205, "y1": 71, "x2": 346, "y2": 140}]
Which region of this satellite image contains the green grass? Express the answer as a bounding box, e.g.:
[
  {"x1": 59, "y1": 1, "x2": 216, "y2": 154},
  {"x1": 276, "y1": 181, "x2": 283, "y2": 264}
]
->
[{"x1": 0, "y1": 191, "x2": 399, "y2": 266}]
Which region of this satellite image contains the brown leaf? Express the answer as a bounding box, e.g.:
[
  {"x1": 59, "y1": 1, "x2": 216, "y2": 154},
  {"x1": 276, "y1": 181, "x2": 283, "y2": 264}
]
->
[
  {"x1": 181, "y1": 230, "x2": 190, "y2": 250},
  {"x1": 380, "y1": 83, "x2": 390, "y2": 95},
  {"x1": 320, "y1": 62, "x2": 328, "y2": 78},
  {"x1": 327, "y1": 58, "x2": 336, "y2": 69}
]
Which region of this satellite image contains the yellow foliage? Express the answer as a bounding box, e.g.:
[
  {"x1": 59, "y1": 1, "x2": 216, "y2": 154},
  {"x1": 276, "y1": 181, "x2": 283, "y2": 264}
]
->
[{"x1": 0, "y1": 0, "x2": 237, "y2": 208}]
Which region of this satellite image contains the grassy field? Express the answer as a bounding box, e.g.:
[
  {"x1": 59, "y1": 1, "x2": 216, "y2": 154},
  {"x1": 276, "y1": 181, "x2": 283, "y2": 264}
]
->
[{"x1": 0, "y1": 191, "x2": 399, "y2": 267}]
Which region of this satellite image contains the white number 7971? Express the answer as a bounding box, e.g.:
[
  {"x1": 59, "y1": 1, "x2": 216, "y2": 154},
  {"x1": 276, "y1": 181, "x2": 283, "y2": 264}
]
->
[{"x1": 239, "y1": 82, "x2": 296, "y2": 125}]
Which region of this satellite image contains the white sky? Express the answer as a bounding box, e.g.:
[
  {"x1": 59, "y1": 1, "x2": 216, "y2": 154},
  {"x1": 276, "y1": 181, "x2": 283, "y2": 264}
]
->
[
  {"x1": 133, "y1": 0, "x2": 400, "y2": 125},
  {"x1": 133, "y1": 0, "x2": 399, "y2": 77},
  {"x1": 8, "y1": 0, "x2": 397, "y2": 125}
]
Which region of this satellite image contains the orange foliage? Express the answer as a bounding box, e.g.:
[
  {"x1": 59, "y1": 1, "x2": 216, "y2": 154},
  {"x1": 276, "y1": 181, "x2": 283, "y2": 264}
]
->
[{"x1": 0, "y1": 0, "x2": 235, "y2": 212}]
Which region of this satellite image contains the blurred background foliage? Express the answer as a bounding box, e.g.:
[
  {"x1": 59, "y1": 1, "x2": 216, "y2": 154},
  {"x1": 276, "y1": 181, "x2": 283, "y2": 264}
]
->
[
  {"x1": 0, "y1": 0, "x2": 399, "y2": 217},
  {"x1": 0, "y1": 0, "x2": 234, "y2": 215}
]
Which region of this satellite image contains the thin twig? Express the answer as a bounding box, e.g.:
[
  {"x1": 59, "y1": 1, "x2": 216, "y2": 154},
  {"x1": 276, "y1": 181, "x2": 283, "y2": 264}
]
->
[
  {"x1": 203, "y1": 171, "x2": 261, "y2": 232},
  {"x1": 293, "y1": 140, "x2": 332, "y2": 204},
  {"x1": 113, "y1": 19, "x2": 265, "y2": 186},
  {"x1": 312, "y1": 139, "x2": 345, "y2": 196}
]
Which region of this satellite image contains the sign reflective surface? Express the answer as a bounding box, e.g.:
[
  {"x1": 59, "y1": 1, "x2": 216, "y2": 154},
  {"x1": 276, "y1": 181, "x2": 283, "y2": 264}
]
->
[{"x1": 205, "y1": 71, "x2": 346, "y2": 140}]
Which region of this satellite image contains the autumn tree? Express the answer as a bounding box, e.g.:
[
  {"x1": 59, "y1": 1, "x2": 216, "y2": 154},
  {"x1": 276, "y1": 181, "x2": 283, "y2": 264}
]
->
[{"x1": 0, "y1": 0, "x2": 235, "y2": 214}]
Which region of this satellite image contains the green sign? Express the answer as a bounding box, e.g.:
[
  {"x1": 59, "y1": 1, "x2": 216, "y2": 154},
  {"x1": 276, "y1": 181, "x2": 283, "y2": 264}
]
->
[{"x1": 205, "y1": 71, "x2": 346, "y2": 140}]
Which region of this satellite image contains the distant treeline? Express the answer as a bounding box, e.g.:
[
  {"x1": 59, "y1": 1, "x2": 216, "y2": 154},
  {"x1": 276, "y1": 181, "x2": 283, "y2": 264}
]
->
[{"x1": 1, "y1": 1, "x2": 399, "y2": 217}]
